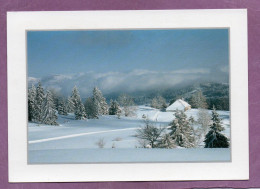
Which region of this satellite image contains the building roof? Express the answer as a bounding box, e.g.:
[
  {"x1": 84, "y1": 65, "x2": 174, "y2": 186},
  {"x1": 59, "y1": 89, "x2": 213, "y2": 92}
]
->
[{"x1": 166, "y1": 99, "x2": 191, "y2": 111}]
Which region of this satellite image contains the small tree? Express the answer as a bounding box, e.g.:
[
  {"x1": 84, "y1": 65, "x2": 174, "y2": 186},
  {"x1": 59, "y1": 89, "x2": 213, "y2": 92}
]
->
[
  {"x1": 204, "y1": 106, "x2": 229, "y2": 148},
  {"x1": 135, "y1": 119, "x2": 165, "y2": 148},
  {"x1": 58, "y1": 99, "x2": 68, "y2": 115},
  {"x1": 67, "y1": 96, "x2": 75, "y2": 113},
  {"x1": 41, "y1": 90, "x2": 58, "y2": 125},
  {"x1": 197, "y1": 108, "x2": 211, "y2": 136},
  {"x1": 75, "y1": 101, "x2": 87, "y2": 120},
  {"x1": 93, "y1": 87, "x2": 109, "y2": 115},
  {"x1": 71, "y1": 86, "x2": 86, "y2": 120},
  {"x1": 118, "y1": 94, "x2": 136, "y2": 117},
  {"x1": 109, "y1": 100, "x2": 121, "y2": 116},
  {"x1": 168, "y1": 110, "x2": 195, "y2": 148},
  {"x1": 49, "y1": 89, "x2": 63, "y2": 111},
  {"x1": 34, "y1": 82, "x2": 45, "y2": 123},
  {"x1": 84, "y1": 97, "x2": 99, "y2": 119}
]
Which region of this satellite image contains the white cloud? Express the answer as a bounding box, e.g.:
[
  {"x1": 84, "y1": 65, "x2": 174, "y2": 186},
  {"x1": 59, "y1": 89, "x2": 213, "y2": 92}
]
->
[
  {"x1": 29, "y1": 68, "x2": 224, "y2": 97},
  {"x1": 171, "y1": 68, "x2": 210, "y2": 74}
]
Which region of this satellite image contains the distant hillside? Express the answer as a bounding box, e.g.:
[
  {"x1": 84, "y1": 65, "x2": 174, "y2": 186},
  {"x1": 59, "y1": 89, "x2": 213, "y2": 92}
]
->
[{"x1": 104, "y1": 82, "x2": 229, "y2": 111}]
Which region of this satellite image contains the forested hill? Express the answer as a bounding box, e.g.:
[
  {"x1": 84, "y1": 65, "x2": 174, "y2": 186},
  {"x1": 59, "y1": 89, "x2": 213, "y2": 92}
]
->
[
  {"x1": 187, "y1": 83, "x2": 229, "y2": 111},
  {"x1": 104, "y1": 82, "x2": 230, "y2": 111}
]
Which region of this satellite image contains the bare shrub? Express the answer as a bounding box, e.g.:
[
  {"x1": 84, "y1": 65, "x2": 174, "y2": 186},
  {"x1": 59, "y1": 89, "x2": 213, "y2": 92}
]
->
[
  {"x1": 197, "y1": 108, "x2": 211, "y2": 136},
  {"x1": 135, "y1": 119, "x2": 166, "y2": 148},
  {"x1": 112, "y1": 143, "x2": 116, "y2": 148},
  {"x1": 118, "y1": 94, "x2": 136, "y2": 117},
  {"x1": 95, "y1": 138, "x2": 106, "y2": 148},
  {"x1": 113, "y1": 137, "x2": 122, "y2": 141}
]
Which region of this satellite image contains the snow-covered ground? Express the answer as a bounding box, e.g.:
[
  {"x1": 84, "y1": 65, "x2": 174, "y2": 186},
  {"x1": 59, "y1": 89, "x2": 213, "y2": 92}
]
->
[{"x1": 28, "y1": 106, "x2": 231, "y2": 163}]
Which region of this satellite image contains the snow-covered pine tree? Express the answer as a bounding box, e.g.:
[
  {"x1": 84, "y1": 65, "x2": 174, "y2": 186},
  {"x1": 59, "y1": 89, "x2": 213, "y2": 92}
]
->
[
  {"x1": 70, "y1": 86, "x2": 86, "y2": 120},
  {"x1": 49, "y1": 89, "x2": 62, "y2": 111},
  {"x1": 168, "y1": 110, "x2": 195, "y2": 148},
  {"x1": 41, "y1": 90, "x2": 58, "y2": 125},
  {"x1": 67, "y1": 96, "x2": 75, "y2": 113},
  {"x1": 204, "y1": 106, "x2": 229, "y2": 148},
  {"x1": 109, "y1": 100, "x2": 121, "y2": 116},
  {"x1": 75, "y1": 101, "x2": 87, "y2": 120},
  {"x1": 34, "y1": 82, "x2": 45, "y2": 123},
  {"x1": 92, "y1": 97, "x2": 100, "y2": 118},
  {"x1": 58, "y1": 99, "x2": 68, "y2": 115},
  {"x1": 84, "y1": 97, "x2": 99, "y2": 119},
  {"x1": 93, "y1": 87, "x2": 109, "y2": 115},
  {"x1": 28, "y1": 84, "x2": 36, "y2": 121}
]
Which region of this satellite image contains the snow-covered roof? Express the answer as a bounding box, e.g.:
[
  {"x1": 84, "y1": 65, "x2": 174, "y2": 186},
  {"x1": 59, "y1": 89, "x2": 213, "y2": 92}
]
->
[{"x1": 166, "y1": 99, "x2": 191, "y2": 111}]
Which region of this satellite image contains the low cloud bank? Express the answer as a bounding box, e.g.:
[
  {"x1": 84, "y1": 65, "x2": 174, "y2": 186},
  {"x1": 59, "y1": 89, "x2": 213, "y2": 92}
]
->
[{"x1": 28, "y1": 68, "x2": 228, "y2": 97}]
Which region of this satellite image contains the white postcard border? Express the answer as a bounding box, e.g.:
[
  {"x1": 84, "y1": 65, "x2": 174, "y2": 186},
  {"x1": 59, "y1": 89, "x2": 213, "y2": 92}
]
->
[{"x1": 7, "y1": 9, "x2": 248, "y2": 182}]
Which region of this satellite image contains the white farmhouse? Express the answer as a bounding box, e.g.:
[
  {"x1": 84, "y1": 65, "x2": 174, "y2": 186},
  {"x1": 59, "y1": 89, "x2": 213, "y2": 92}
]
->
[{"x1": 166, "y1": 99, "x2": 191, "y2": 112}]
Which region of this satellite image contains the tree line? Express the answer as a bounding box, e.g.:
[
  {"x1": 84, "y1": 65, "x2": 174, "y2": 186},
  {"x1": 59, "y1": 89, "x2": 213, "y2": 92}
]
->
[{"x1": 28, "y1": 82, "x2": 136, "y2": 125}]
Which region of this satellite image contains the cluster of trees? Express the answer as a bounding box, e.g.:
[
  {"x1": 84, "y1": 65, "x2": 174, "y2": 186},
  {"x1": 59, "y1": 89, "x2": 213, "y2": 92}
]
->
[
  {"x1": 28, "y1": 83, "x2": 88, "y2": 124},
  {"x1": 84, "y1": 87, "x2": 109, "y2": 119},
  {"x1": 150, "y1": 96, "x2": 167, "y2": 110},
  {"x1": 135, "y1": 107, "x2": 229, "y2": 148},
  {"x1": 28, "y1": 82, "x2": 137, "y2": 125},
  {"x1": 135, "y1": 110, "x2": 195, "y2": 149},
  {"x1": 28, "y1": 83, "x2": 58, "y2": 125}
]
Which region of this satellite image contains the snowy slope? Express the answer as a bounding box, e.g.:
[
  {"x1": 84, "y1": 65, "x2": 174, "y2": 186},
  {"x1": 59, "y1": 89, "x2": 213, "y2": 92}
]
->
[{"x1": 28, "y1": 106, "x2": 230, "y2": 163}]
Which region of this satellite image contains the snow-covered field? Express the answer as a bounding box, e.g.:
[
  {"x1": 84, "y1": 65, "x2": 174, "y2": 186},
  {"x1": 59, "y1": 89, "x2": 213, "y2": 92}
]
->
[{"x1": 28, "y1": 106, "x2": 231, "y2": 163}]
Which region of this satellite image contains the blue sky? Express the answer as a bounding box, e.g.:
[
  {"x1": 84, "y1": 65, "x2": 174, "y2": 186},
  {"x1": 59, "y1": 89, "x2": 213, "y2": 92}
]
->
[{"x1": 27, "y1": 29, "x2": 229, "y2": 95}]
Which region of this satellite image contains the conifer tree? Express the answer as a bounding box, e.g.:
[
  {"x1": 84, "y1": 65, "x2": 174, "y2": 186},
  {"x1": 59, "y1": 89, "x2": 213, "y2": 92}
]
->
[
  {"x1": 28, "y1": 84, "x2": 36, "y2": 121},
  {"x1": 41, "y1": 90, "x2": 58, "y2": 125},
  {"x1": 75, "y1": 101, "x2": 87, "y2": 120},
  {"x1": 168, "y1": 110, "x2": 195, "y2": 148},
  {"x1": 92, "y1": 97, "x2": 100, "y2": 118},
  {"x1": 84, "y1": 97, "x2": 99, "y2": 119},
  {"x1": 58, "y1": 99, "x2": 68, "y2": 115},
  {"x1": 49, "y1": 89, "x2": 62, "y2": 110},
  {"x1": 70, "y1": 86, "x2": 86, "y2": 120},
  {"x1": 204, "y1": 106, "x2": 229, "y2": 148},
  {"x1": 34, "y1": 82, "x2": 45, "y2": 123},
  {"x1": 67, "y1": 96, "x2": 75, "y2": 113},
  {"x1": 109, "y1": 100, "x2": 121, "y2": 116},
  {"x1": 93, "y1": 87, "x2": 109, "y2": 115}
]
